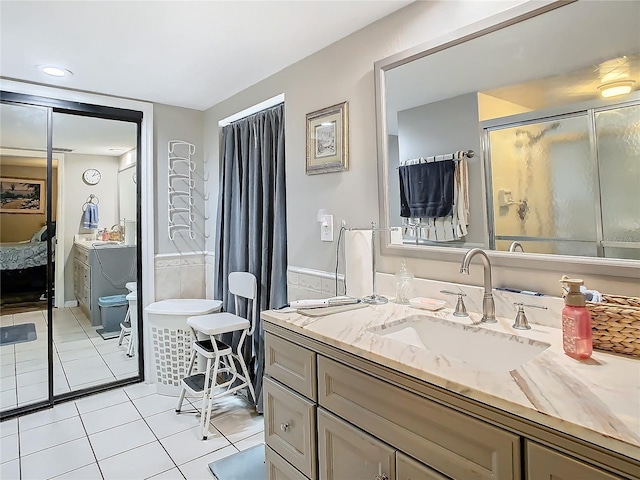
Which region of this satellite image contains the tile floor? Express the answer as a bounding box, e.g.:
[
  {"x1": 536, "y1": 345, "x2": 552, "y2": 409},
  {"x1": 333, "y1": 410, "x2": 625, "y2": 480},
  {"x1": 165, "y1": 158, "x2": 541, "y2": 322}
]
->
[
  {"x1": 1, "y1": 307, "x2": 138, "y2": 411},
  {"x1": 0, "y1": 382, "x2": 263, "y2": 479}
]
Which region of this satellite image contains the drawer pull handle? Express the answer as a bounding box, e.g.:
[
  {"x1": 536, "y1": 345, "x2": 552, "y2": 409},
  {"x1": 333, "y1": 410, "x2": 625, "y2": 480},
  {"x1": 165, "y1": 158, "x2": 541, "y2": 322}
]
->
[
  {"x1": 374, "y1": 475, "x2": 388, "y2": 480},
  {"x1": 280, "y1": 422, "x2": 290, "y2": 432}
]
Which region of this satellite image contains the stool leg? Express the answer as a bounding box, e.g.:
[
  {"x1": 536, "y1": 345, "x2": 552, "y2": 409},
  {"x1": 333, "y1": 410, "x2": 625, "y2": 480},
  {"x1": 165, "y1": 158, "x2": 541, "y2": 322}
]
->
[
  {"x1": 118, "y1": 309, "x2": 131, "y2": 346},
  {"x1": 200, "y1": 355, "x2": 218, "y2": 440},
  {"x1": 176, "y1": 348, "x2": 198, "y2": 413},
  {"x1": 236, "y1": 330, "x2": 256, "y2": 404},
  {"x1": 126, "y1": 320, "x2": 136, "y2": 357}
]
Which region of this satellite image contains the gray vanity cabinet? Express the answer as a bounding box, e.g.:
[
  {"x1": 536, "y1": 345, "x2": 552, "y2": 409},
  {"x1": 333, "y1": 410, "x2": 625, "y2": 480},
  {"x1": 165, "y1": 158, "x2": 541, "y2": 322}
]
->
[
  {"x1": 396, "y1": 452, "x2": 450, "y2": 480},
  {"x1": 317, "y1": 408, "x2": 395, "y2": 480},
  {"x1": 526, "y1": 442, "x2": 621, "y2": 480},
  {"x1": 266, "y1": 445, "x2": 309, "y2": 480},
  {"x1": 265, "y1": 332, "x2": 319, "y2": 480}
]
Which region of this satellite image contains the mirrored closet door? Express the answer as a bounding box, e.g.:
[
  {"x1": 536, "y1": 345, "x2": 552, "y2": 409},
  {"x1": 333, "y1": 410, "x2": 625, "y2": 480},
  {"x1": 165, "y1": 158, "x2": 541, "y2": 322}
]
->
[{"x1": 0, "y1": 92, "x2": 143, "y2": 418}]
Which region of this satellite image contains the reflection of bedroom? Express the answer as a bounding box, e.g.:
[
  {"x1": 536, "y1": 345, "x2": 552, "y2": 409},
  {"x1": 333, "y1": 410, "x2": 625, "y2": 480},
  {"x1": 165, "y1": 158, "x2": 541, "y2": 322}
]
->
[
  {"x1": 0, "y1": 155, "x2": 57, "y2": 309},
  {"x1": 0, "y1": 147, "x2": 136, "y2": 314}
]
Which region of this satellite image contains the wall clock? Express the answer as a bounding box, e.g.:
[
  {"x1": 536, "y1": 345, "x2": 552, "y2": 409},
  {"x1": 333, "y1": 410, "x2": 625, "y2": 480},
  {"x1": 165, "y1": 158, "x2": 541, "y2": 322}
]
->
[{"x1": 83, "y1": 168, "x2": 101, "y2": 185}]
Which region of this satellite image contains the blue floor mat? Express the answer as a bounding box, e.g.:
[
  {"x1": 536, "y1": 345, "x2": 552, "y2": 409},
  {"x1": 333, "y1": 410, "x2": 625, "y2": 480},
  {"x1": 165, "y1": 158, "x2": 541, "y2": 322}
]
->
[
  {"x1": 0, "y1": 323, "x2": 37, "y2": 346},
  {"x1": 209, "y1": 444, "x2": 265, "y2": 480}
]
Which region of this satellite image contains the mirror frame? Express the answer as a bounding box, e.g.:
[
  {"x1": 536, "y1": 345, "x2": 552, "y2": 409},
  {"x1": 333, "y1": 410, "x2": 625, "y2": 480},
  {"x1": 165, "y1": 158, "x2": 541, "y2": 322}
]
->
[{"x1": 374, "y1": 0, "x2": 640, "y2": 279}]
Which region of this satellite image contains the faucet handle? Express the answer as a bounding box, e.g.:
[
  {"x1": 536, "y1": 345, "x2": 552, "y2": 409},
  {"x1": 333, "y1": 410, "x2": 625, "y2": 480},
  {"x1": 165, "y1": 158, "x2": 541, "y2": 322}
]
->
[
  {"x1": 441, "y1": 290, "x2": 468, "y2": 317},
  {"x1": 512, "y1": 302, "x2": 548, "y2": 330}
]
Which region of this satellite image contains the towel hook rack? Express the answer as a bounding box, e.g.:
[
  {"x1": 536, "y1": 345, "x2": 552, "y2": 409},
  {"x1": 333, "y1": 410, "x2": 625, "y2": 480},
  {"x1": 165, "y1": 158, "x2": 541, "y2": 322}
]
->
[{"x1": 82, "y1": 194, "x2": 99, "y2": 212}]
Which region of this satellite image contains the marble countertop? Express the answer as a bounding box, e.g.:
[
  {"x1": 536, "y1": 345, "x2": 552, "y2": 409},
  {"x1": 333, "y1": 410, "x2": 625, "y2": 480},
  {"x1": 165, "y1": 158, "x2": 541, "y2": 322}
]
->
[
  {"x1": 262, "y1": 302, "x2": 640, "y2": 459},
  {"x1": 74, "y1": 240, "x2": 132, "y2": 250}
]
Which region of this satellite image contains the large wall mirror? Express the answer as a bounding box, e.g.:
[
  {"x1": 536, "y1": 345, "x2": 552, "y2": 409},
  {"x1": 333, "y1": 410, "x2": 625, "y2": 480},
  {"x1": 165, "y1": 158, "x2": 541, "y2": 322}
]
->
[{"x1": 376, "y1": 1, "x2": 640, "y2": 262}]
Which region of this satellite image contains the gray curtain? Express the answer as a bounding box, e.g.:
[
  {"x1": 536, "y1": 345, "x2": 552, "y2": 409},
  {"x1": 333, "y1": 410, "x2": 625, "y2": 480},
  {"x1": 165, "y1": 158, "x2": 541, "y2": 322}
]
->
[{"x1": 214, "y1": 103, "x2": 287, "y2": 413}]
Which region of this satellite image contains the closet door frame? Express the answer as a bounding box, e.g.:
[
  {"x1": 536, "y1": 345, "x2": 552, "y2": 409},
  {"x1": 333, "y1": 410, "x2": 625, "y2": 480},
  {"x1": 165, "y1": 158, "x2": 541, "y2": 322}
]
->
[{"x1": 0, "y1": 88, "x2": 151, "y2": 420}]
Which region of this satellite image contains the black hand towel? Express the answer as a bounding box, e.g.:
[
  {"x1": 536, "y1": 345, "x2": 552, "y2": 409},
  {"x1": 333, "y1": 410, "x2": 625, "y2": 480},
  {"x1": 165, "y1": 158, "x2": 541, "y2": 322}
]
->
[{"x1": 399, "y1": 160, "x2": 455, "y2": 218}]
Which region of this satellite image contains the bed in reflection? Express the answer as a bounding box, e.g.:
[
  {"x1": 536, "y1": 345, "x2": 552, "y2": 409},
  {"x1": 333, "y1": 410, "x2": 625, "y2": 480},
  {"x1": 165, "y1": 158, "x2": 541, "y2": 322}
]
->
[{"x1": 0, "y1": 224, "x2": 54, "y2": 305}]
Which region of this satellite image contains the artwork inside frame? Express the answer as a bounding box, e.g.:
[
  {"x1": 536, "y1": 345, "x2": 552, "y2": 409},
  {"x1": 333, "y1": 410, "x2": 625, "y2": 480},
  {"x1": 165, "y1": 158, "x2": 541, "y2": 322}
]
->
[
  {"x1": 0, "y1": 178, "x2": 45, "y2": 214},
  {"x1": 306, "y1": 101, "x2": 349, "y2": 175}
]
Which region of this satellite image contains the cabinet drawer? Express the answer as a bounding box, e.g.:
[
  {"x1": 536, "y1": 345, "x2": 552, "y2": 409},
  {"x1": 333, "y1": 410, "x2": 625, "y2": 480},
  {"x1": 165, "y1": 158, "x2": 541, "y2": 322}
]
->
[
  {"x1": 318, "y1": 356, "x2": 520, "y2": 480},
  {"x1": 318, "y1": 408, "x2": 395, "y2": 480},
  {"x1": 266, "y1": 445, "x2": 309, "y2": 480},
  {"x1": 526, "y1": 442, "x2": 621, "y2": 480},
  {"x1": 266, "y1": 332, "x2": 317, "y2": 400},
  {"x1": 74, "y1": 247, "x2": 89, "y2": 265},
  {"x1": 264, "y1": 376, "x2": 317, "y2": 479},
  {"x1": 397, "y1": 452, "x2": 450, "y2": 480}
]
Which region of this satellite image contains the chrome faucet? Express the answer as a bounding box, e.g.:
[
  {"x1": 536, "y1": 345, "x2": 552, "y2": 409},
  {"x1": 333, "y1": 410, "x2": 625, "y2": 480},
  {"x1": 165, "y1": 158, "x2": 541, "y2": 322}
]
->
[
  {"x1": 508, "y1": 241, "x2": 524, "y2": 253},
  {"x1": 459, "y1": 248, "x2": 496, "y2": 323}
]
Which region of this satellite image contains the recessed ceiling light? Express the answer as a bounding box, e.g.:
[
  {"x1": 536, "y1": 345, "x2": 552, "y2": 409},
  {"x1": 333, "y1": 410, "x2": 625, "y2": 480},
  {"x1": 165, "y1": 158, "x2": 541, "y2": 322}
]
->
[
  {"x1": 598, "y1": 81, "x2": 635, "y2": 98},
  {"x1": 40, "y1": 66, "x2": 72, "y2": 77}
]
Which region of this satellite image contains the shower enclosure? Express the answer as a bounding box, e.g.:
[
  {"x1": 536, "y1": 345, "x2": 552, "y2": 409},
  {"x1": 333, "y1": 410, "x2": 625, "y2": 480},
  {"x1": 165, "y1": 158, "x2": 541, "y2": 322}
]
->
[{"x1": 484, "y1": 102, "x2": 640, "y2": 259}]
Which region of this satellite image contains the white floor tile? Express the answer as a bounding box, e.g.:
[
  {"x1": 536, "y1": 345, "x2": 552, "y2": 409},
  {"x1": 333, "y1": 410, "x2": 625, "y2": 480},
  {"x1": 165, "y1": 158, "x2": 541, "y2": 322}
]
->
[
  {"x1": 145, "y1": 408, "x2": 200, "y2": 439},
  {"x1": 1, "y1": 353, "x2": 14, "y2": 366},
  {"x1": 81, "y1": 400, "x2": 141, "y2": 435},
  {"x1": 234, "y1": 430, "x2": 265, "y2": 451},
  {"x1": 20, "y1": 437, "x2": 95, "y2": 479},
  {"x1": 20, "y1": 415, "x2": 86, "y2": 456},
  {"x1": 178, "y1": 444, "x2": 238, "y2": 480},
  {"x1": 1, "y1": 363, "x2": 15, "y2": 378},
  {"x1": 15, "y1": 348, "x2": 47, "y2": 364},
  {"x1": 132, "y1": 393, "x2": 179, "y2": 417},
  {"x1": 15, "y1": 338, "x2": 47, "y2": 353},
  {"x1": 160, "y1": 425, "x2": 230, "y2": 466},
  {"x1": 62, "y1": 355, "x2": 108, "y2": 373},
  {"x1": 15, "y1": 357, "x2": 48, "y2": 375},
  {"x1": 0, "y1": 389, "x2": 17, "y2": 410},
  {"x1": 94, "y1": 341, "x2": 126, "y2": 356},
  {"x1": 0, "y1": 315, "x2": 14, "y2": 327},
  {"x1": 66, "y1": 366, "x2": 114, "y2": 388},
  {"x1": 123, "y1": 382, "x2": 156, "y2": 400},
  {"x1": 16, "y1": 368, "x2": 49, "y2": 387},
  {"x1": 148, "y1": 467, "x2": 186, "y2": 479},
  {"x1": 19, "y1": 401, "x2": 78, "y2": 431},
  {"x1": 57, "y1": 346, "x2": 100, "y2": 363},
  {"x1": 211, "y1": 408, "x2": 264, "y2": 444},
  {"x1": 53, "y1": 332, "x2": 89, "y2": 344},
  {"x1": 99, "y1": 441, "x2": 175, "y2": 480},
  {"x1": 16, "y1": 381, "x2": 48, "y2": 405},
  {"x1": 89, "y1": 418, "x2": 156, "y2": 460},
  {"x1": 0, "y1": 432, "x2": 19, "y2": 462},
  {"x1": 50, "y1": 462, "x2": 103, "y2": 479},
  {"x1": 0, "y1": 417, "x2": 17, "y2": 438},
  {"x1": 75, "y1": 388, "x2": 129, "y2": 415},
  {"x1": 55, "y1": 338, "x2": 94, "y2": 353},
  {"x1": 0, "y1": 458, "x2": 19, "y2": 480},
  {"x1": 1, "y1": 374, "x2": 16, "y2": 392}
]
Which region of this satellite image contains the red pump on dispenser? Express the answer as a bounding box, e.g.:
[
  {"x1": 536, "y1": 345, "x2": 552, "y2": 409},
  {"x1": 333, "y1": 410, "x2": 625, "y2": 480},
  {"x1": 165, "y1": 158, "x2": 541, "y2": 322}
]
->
[{"x1": 560, "y1": 278, "x2": 592, "y2": 360}]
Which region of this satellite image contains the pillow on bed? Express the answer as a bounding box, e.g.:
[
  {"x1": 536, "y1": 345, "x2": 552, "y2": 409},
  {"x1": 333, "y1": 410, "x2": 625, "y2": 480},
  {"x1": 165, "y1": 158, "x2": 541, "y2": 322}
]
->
[{"x1": 31, "y1": 226, "x2": 47, "y2": 242}]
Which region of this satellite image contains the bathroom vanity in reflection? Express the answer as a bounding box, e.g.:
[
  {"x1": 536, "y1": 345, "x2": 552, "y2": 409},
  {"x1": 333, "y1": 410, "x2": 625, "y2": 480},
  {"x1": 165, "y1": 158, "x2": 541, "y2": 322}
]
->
[
  {"x1": 262, "y1": 306, "x2": 639, "y2": 480},
  {"x1": 73, "y1": 242, "x2": 136, "y2": 325}
]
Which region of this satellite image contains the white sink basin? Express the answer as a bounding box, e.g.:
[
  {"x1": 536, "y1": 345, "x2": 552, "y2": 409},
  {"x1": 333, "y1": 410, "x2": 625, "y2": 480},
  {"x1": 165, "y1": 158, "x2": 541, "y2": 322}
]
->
[{"x1": 368, "y1": 315, "x2": 550, "y2": 372}]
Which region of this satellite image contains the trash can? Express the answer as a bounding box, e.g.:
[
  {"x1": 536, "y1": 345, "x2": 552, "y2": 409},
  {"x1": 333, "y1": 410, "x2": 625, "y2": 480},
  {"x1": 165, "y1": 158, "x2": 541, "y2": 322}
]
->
[
  {"x1": 97, "y1": 294, "x2": 129, "y2": 340},
  {"x1": 144, "y1": 299, "x2": 222, "y2": 395}
]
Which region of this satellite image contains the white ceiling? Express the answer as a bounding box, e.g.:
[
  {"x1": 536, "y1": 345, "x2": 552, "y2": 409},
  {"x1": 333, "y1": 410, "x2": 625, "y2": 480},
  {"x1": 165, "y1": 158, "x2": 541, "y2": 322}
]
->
[
  {"x1": 384, "y1": 1, "x2": 640, "y2": 133},
  {"x1": 0, "y1": 0, "x2": 412, "y2": 111}
]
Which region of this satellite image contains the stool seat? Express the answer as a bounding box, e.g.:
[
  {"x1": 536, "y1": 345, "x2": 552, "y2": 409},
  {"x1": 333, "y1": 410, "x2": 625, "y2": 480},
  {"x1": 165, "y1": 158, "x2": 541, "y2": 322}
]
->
[{"x1": 187, "y1": 312, "x2": 249, "y2": 336}]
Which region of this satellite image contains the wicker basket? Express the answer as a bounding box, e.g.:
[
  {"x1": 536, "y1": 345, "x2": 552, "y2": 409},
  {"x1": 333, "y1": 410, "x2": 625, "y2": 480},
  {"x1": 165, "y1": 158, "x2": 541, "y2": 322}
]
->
[{"x1": 587, "y1": 294, "x2": 640, "y2": 358}]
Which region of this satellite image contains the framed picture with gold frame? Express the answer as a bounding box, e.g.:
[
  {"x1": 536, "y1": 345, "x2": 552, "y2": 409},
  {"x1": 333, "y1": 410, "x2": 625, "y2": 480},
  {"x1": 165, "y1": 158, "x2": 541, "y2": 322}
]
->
[
  {"x1": 306, "y1": 102, "x2": 349, "y2": 175},
  {"x1": 0, "y1": 178, "x2": 45, "y2": 214}
]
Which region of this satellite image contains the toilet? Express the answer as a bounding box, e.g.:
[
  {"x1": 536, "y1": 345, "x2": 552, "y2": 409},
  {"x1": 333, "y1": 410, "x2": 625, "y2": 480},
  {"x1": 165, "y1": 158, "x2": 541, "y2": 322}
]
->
[{"x1": 144, "y1": 299, "x2": 222, "y2": 395}]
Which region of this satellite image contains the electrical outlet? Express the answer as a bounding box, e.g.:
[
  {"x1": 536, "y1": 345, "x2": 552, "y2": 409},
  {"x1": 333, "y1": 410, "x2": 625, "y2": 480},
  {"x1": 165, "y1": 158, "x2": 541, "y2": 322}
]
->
[{"x1": 321, "y1": 215, "x2": 334, "y2": 242}]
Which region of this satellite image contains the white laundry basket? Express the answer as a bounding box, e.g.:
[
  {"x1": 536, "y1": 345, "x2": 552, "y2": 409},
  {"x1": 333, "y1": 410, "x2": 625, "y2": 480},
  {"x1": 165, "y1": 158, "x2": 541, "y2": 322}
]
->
[{"x1": 144, "y1": 299, "x2": 222, "y2": 395}]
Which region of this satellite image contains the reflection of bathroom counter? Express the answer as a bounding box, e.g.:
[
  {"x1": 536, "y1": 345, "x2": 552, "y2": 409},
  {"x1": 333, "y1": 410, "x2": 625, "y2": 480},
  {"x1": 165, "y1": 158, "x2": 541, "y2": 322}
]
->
[
  {"x1": 73, "y1": 242, "x2": 136, "y2": 326},
  {"x1": 262, "y1": 302, "x2": 640, "y2": 464}
]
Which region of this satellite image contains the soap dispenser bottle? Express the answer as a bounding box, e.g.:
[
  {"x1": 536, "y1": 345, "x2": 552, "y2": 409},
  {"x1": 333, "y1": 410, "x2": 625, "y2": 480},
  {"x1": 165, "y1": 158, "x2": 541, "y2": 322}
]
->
[
  {"x1": 395, "y1": 260, "x2": 414, "y2": 304},
  {"x1": 560, "y1": 278, "x2": 592, "y2": 360}
]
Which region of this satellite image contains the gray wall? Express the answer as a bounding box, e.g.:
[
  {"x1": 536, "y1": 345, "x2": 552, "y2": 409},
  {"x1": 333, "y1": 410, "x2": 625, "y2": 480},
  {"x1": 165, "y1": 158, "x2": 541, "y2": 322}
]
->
[
  {"x1": 63, "y1": 154, "x2": 119, "y2": 302},
  {"x1": 154, "y1": 104, "x2": 205, "y2": 255},
  {"x1": 202, "y1": 0, "x2": 639, "y2": 297},
  {"x1": 396, "y1": 93, "x2": 484, "y2": 246}
]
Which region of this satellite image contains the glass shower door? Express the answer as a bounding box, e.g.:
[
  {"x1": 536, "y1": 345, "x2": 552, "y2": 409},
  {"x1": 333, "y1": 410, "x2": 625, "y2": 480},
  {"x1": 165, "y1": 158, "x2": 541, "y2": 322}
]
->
[
  {"x1": 487, "y1": 114, "x2": 598, "y2": 256},
  {"x1": 595, "y1": 104, "x2": 640, "y2": 260}
]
